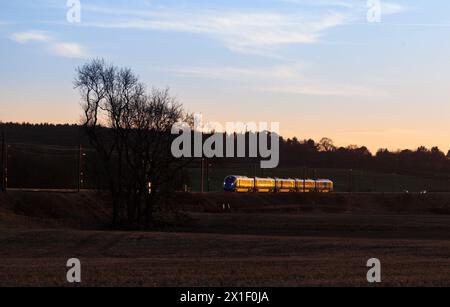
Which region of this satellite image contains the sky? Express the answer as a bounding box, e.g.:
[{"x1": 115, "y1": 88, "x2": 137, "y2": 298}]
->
[{"x1": 0, "y1": 0, "x2": 450, "y2": 153}]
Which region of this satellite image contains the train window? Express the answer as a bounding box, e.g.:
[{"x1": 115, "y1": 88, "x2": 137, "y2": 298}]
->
[{"x1": 225, "y1": 177, "x2": 235, "y2": 184}]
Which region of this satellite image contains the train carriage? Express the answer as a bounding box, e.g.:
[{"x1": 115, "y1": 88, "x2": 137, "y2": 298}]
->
[
  {"x1": 303, "y1": 179, "x2": 316, "y2": 193},
  {"x1": 254, "y1": 177, "x2": 276, "y2": 193},
  {"x1": 224, "y1": 175, "x2": 333, "y2": 194},
  {"x1": 315, "y1": 179, "x2": 334, "y2": 193},
  {"x1": 275, "y1": 178, "x2": 296, "y2": 193},
  {"x1": 295, "y1": 179, "x2": 310, "y2": 192}
]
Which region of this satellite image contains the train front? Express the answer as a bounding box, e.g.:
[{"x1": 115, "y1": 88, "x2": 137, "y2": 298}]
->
[{"x1": 223, "y1": 176, "x2": 238, "y2": 192}]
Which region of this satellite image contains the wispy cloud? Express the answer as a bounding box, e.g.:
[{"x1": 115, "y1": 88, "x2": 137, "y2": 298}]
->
[
  {"x1": 81, "y1": 5, "x2": 350, "y2": 54},
  {"x1": 279, "y1": 0, "x2": 408, "y2": 14},
  {"x1": 277, "y1": 0, "x2": 357, "y2": 8},
  {"x1": 10, "y1": 31, "x2": 51, "y2": 43},
  {"x1": 258, "y1": 83, "x2": 388, "y2": 97},
  {"x1": 78, "y1": 1, "x2": 408, "y2": 54},
  {"x1": 381, "y1": 2, "x2": 408, "y2": 15},
  {"x1": 9, "y1": 30, "x2": 88, "y2": 58},
  {"x1": 169, "y1": 65, "x2": 301, "y2": 80},
  {"x1": 169, "y1": 64, "x2": 387, "y2": 97},
  {"x1": 49, "y1": 42, "x2": 88, "y2": 58}
]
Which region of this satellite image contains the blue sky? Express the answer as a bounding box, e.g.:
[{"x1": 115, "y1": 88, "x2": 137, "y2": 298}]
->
[{"x1": 1, "y1": 0, "x2": 450, "y2": 152}]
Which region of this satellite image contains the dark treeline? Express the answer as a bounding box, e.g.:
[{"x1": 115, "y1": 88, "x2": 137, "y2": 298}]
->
[
  {"x1": 0, "y1": 122, "x2": 87, "y2": 146},
  {"x1": 279, "y1": 137, "x2": 450, "y2": 180},
  {"x1": 1, "y1": 122, "x2": 449, "y2": 180},
  {"x1": 0, "y1": 123, "x2": 90, "y2": 191}
]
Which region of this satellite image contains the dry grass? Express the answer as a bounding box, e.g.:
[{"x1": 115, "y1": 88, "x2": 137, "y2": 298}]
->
[
  {"x1": 0, "y1": 191, "x2": 449, "y2": 286},
  {"x1": 0, "y1": 214, "x2": 449, "y2": 286}
]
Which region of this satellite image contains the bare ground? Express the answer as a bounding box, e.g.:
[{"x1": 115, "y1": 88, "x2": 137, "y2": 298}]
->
[{"x1": 0, "y1": 191, "x2": 449, "y2": 286}]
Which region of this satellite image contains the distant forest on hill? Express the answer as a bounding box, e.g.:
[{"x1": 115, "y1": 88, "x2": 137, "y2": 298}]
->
[{"x1": 1, "y1": 122, "x2": 449, "y2": 180}]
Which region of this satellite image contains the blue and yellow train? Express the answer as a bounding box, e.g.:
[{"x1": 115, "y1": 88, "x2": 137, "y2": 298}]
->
[{"x1": 223, "y1": 176, "x2": 333, "y2": 193}]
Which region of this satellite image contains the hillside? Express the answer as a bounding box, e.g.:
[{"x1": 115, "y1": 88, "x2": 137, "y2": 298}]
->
[
  {"x1": 1, "y1": 191, "x2": 450, "y2": 230},
  {"x1": 0, "y1": 191, "x2": 111, "y2": 229}
]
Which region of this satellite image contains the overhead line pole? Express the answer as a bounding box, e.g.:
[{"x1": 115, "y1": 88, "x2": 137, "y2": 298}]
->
[
  {"x1": 77, "y1": 144, "x2": 83, "y2": 192},
  {"x1": 206, "y1": 159, "x2": 209, "y2": 193},
  {"x1": 4, "y1": 140, "x2": 7, "y2": 192},
  {"x1": 303, "y1": 166, "x2": 307, "y2": 192},
  {"x1": 200, "y1": 158, "x2": 204, "y2": 193},
  {"x1": 1, "y1": 132, "x2": 4, "y2": 192}
]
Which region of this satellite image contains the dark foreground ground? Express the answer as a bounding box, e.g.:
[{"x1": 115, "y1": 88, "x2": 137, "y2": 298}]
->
[{"x1": 0, "y1": 191, "x2": 449, "y2": 286}]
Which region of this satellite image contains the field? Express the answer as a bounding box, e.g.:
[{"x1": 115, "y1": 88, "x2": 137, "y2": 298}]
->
[{"x1": 0, "y1": 191, "x2": 449, "y2": 286}]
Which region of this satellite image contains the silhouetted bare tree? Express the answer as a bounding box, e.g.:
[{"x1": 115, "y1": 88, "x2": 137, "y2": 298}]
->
[
  {"x1": 75, "y1": 59, "x2": 189, "y2": 228},
  {"x1": 318, "y1": 137, "x2": 336, "y2": 152}
]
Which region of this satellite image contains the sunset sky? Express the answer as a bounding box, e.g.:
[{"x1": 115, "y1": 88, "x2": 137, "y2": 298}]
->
[{"x1": 1, "y1": 0, "x2": 450, "y2": 153}]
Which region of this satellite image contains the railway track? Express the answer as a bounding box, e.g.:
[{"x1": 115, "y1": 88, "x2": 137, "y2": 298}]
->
[{"x1": 4, "y1": 188, "x2": 450, "y2": 195}]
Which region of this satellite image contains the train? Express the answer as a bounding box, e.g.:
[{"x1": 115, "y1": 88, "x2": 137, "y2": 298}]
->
[{"x1": 223, "y1": 176, "x2": 334, "y2": 193}]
